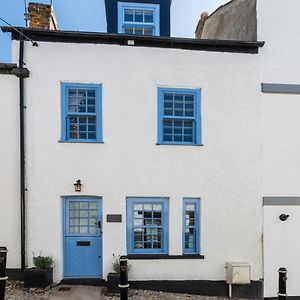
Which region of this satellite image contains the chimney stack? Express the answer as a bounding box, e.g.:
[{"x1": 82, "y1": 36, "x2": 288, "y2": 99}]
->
[
  {"x1": 28, "y1": 2, "x2": 57, "y2": 30},
  {"x1": 195, "y1": 12, "x2": 209, "y2": 39}
]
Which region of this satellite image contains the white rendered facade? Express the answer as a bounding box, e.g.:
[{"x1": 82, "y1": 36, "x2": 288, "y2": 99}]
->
[
  {"x1": 3, "y1": 40, "x2": 262, "y2": 285},
  {"x1": 1, "y1": 0, "x2": 300, "y2": 298}
]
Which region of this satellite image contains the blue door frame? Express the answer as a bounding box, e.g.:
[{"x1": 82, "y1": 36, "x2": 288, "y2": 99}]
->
[{"x1": 63, "y1": 196, "x2": 103, "y2": 278}]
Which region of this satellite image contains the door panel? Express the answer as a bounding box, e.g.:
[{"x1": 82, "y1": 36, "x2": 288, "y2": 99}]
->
[{"x1": 64, "y1": 197, "x2": 102, "y2": 278}]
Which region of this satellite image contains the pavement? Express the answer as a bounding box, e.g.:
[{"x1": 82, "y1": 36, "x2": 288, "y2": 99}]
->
[{"x1": 49, "y1": 285, "x2": 103, "y2": 300}]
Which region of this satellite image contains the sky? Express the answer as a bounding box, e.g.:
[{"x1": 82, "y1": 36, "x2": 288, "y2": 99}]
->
[{"x1": 0, "y1": 0, "x2": 228, "y2": 63}]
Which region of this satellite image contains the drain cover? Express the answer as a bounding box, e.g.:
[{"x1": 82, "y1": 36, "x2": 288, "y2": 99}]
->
[{"x1": 58, "y1": 287, "x2": 71, "y2": 292}]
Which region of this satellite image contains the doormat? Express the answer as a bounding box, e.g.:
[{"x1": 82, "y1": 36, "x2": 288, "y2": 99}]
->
[{"x1": 58, "y1": 287, "x2": 72, "y2": 291}]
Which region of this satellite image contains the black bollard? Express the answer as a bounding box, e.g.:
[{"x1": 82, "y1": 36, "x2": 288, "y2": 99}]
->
[
  {"x1": 118, "y1": 256, "x2": 129, "y2": 300},
  {"x1": 278, "y1": 267, "x2": 287, "y2": 300},
  {"x1": 0, "y1": 247, "x2": 8, "y2": 300}
]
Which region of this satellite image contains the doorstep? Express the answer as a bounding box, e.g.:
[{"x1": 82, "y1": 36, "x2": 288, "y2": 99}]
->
[{"x1": 49, "y1": 285, "x2": 103, "y2": 300}]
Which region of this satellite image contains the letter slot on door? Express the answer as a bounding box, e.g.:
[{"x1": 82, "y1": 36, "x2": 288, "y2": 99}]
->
[{"x1": 77, "y1": 241, "x2": 91, "y2": 246}]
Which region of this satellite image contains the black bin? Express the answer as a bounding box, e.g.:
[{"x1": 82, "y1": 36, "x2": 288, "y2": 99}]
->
[{"x1": 0, "y1": 247, "x2": 8, "y2": 300}]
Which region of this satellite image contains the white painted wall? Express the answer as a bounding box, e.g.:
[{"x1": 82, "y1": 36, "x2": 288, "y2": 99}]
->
[
  {"x1": 257, "y1": 0, "x2": 300, "y2": 296},
  {"x1": 257, "y1": 0, "x2": 300, "y2": 195},
  {"x1": 257, "y1": 0, "x2": 300, "y2": 83},
  {"x1": 264, "y1": 206, "x2": 300, "y2": 297},
  {"x1": 0, "y1": 74, "x2": 20, "y2": 268},
  {"x1": 14, "y1": 40, "x2": 263, "y2": 283}
]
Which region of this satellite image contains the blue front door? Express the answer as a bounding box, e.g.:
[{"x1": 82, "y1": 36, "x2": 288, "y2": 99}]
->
[{"x1": 64, "y1": 197, "x2": 102, "y2": 278}]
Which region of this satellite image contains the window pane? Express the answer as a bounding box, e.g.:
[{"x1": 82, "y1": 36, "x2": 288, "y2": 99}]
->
[
  {"x1": 70, "y1": 226, "x2": 79, "y2": 234},
  {"x1": 70, "y1": 210, "x2": 79, "y2": 218},
  {"x1": 153, "y1": 242, "x2": 161, "y2": 248},
  {"x1": 144, "y1": 10, "x2": 153, "y2": 23},
  {"x1": 89, "y1": 227, "x2": 97, "y2": 234},
  {"x1": 186, "y1": 205, "x2": 195, "y2": 211},
  {"x1": 89, "y1": 202, "x2": 97, "y2": 209},
  {"x1": 70, "y1": 219, "x2": 79, "y2": 226},
  {"x1": 153, "y1": 204, "x2": 162, "y2": 211},
  {"x1": 144, "y1": 204, "x2": 152, "y2": 211},
  {"x1": 134, "y1": 204, "x2": 143, "y2": 211},
  {"x1": 134, "y1": 219, "x2": 143, "y2": 226},
  {"x1": 88, "y1": 132, "x2": 96, "y2": 139},
  {"x1": 80, "y1": 218, "x2": 88, "y2": 226},
  {"x1": 144, "y1": 219, "x2": 152, "y2": 225},
  {"x1": 134, "y1": 10, "x2": 143, "y2": 22},
  {"x1": 185, "y1": 228, "x2": 195, "y2": 249},
  {"x1": 134, "y1": 28, "x2": 143, "y2": 35},
  {"x1": 87, "y1": 90, "x2": 95, "y2": 97},
  {"x1": 184, "y1": 135, "x2": 193, "y2": 142},
  {"x1": 134, "y1": 242, "x2": 143, "y2": 249},
  {"x1": 144, "y1": 28, "x2": 154, "y2": 36},
  {"x1": 90, "y1": 210, "x2": 98, "y2": 218},
  {"x1": 124, "y1": 9, "x2": 134, "y2": 21},
  {"x1": 88, "y1": 105, "x2": 95, "y2": 113},
  {"x1": 174, "y1": 94, "x2": 184, "y2": 102},
  {"x1": 80, "y1": 210, "x2": 88, "y2": 218},
  {"x1": 174, "y1": 135, "x2": 182, "y2": 142},
  {"x1": 89, "y1": 218, "x2": 97, "y2": 226},
  {"x1": 124, "y1": 27, "x2": 134, "y2": 34},
  {"x1": 153, "y1": 218, "x2": 161, "y2": 225},
  {"x1": 153, "y1": 212, "x2": 161, "y2": 218},
  {"x1": 164, "y1": 134, "x2": 172, "y2": 141},
  {"x1": 70, "y1": 202, "x2": 79, "y2": 209},
  {"x1": 134, "y1": 211, "x2": 143, "y2": 218},
  {"x1": 80, "y1": 226, "x2": 89, "y2": 234},
  {"x1": 80, "y1": 202, "x2": 88, "y2": 209},
  {"x1": 134, "y1": 232, "x2": 142, "y2": 241}
]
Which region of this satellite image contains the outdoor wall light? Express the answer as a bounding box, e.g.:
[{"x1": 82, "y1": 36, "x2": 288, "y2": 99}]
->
[
  {"x1": 74, "y1": 179, "x2": 82, "y2": 192},
  {"x1": 279, "y1": 214, "x2": 289, "y2": 221}
]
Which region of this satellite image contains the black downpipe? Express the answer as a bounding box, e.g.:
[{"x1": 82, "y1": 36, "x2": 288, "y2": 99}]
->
[{"x1": 19, "y1": 34, "x2": 26, "y2": 271}]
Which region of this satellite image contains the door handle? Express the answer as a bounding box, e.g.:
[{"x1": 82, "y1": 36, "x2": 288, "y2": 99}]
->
[{"x1": 98, "y1": 221, "x2": 102, "y2": 235}]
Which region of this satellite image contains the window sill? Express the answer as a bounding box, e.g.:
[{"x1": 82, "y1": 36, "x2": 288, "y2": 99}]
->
[
  {"x1": 156, "y1": 143, "x2": 204, "y2": 147},
  {"x1": 127, "y1": 254, "x2": 205, "y2": 260},
  {"x1": 59, "y1": 140, "x2": 104, "y2": 144}
]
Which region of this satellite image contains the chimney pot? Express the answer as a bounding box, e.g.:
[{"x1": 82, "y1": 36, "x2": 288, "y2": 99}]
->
[{"x1": 201, "y1": 12, "x2": 209, "y2": 21}]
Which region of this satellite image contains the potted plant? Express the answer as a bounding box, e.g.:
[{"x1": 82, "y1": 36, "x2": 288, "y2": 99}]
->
[
  {"x1": 24, "y1": 254, "x2": 53, "y2": 288},
  {"x1": 107, "y1": 254, "x2": 121, "y2": 294},
  {"x1": 107, "y1": 254, "x2": 131, "y2": 294}
]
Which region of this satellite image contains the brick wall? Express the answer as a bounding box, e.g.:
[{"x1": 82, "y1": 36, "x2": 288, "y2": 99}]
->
[{"x1": 28, "y1": 3, "x2": 57, "y2": 30}]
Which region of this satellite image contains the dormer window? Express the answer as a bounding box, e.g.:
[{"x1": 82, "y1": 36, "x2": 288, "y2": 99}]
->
[{"x1": 118, "y1": 2, "x2": 160, "y2": 36}]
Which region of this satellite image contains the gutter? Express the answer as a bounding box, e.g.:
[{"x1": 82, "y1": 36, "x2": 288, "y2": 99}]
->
[
  {"x1": 1, "y1": 26, "x2": 265, "y2": 54},
  {"x1": 0, "y1": 37, "x2": 29, "y2": 272},
  {"x1": 19, "y1": 34, "x2": 26, "y2": 271}
]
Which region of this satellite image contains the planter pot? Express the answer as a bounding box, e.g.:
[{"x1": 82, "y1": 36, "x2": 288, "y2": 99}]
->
[
  {"x1": 107, "y1": 272, "x2": 120, "y2": 293},
  {"x1": 24, "y1": 268, "x2": 53, "y2": 288}
]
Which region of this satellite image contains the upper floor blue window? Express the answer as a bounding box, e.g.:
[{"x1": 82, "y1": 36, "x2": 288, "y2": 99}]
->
[
  {"x1": 158, "y1": 88, "x2": 201, "y2": 145},
  {"x1": 183, "y1": 198, "x2": 200, "y2": 254},
  {"x1": 61, "y1": 83, "x2": 102, "y2": 143},
  {"x1": 127, "y1": 198, "x2": 169, "y2": 254},
  {"x1": 118, "y1": 2, "x2": 160, "y2": 36}
]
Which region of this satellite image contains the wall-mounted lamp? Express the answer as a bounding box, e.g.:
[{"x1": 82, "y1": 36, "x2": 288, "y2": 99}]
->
[
  {"x1": 74, "y1": 179, "x2": 82, "y2": 192},
  {"x1": 279, "y1": 214, "x2": 289, "y2": 221}
]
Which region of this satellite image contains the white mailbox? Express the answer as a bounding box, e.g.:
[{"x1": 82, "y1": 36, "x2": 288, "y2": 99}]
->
[{"x1": 226, "y1": 262, "x2": 251, "y2": 284}]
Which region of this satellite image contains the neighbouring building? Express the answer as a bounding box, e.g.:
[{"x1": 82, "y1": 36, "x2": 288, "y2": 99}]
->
[{"x1": 1, "y1": 0, "x2": 300, "y2": 298}]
